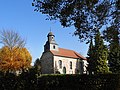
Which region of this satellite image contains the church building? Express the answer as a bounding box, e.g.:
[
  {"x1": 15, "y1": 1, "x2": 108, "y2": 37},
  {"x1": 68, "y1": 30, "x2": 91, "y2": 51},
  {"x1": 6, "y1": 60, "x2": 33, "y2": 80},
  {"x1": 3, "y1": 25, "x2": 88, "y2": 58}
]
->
[{"x1": 40, "y1": 32, "x2": 88, "y2": 74}]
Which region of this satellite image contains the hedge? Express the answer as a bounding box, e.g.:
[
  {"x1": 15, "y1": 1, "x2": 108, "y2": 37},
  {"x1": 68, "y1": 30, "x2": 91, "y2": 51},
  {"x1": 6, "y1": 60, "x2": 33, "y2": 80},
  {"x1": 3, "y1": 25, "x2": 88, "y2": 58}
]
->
[
  {"x1": 0, "y1": 73, "x2": 120, "y2": 90},
  {"x1": 37, "y1": 74, "x2": 120, "y2": 90}
]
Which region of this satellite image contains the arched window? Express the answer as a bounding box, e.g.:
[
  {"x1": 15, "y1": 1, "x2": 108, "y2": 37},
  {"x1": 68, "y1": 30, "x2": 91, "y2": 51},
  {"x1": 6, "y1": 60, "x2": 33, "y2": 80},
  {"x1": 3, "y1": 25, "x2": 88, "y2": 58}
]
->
[
  {"x1": 58, "y1": 60, "x2": 62, "y2": 69},
  {"x1": 70, "y1": 61, "x2": 72, "y2": 69}
]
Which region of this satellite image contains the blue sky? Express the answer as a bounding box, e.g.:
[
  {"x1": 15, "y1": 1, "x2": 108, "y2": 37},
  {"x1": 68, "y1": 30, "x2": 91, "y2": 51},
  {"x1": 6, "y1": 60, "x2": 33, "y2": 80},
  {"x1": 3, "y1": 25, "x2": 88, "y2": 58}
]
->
[{"x1": 0, "y1": 0, "x2": 89, "y2": 64}]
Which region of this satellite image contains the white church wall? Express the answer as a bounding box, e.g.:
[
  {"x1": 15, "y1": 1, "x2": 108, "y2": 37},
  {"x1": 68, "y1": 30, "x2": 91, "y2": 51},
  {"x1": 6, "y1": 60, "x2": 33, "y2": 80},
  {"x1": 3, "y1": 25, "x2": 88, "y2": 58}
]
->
[
  {"x1": 50, "y1": 43, "x2": 59, "y2": 51},
  {"x1": 53, "y1": 56, "x2": 78, "y2": 74},
  {"x1": 82, "y1": 60, "x2": 89, "y2": 74}
]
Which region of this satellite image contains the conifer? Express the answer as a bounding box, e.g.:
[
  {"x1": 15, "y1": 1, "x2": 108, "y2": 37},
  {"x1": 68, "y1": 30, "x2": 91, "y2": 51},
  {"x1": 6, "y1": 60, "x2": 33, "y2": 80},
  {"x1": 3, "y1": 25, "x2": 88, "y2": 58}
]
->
[
  {"x1": 87, "y1": 38, "x2": 95, "y2": 74},
  {"x1": 94, "y1": 31, "x2": 109, "y2": 74},
  {"x1": 108, "y1": 29, "x2": 120, "y2": 73}
]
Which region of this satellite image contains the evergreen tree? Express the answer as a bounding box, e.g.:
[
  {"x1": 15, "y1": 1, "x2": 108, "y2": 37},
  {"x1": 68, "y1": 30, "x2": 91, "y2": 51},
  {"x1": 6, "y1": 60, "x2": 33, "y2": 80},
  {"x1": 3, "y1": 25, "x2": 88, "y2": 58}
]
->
[
  {"x1": 34, "y1": 58, "x2": 41, "y2": 75},
  {"x1": 94, "y1": 31, "x2": 109, "y2": 74},
  {"x1": 108, "y1": 29, "x2": 120, "y2": 73},
  {"x1": 87, "y1": 38, "x2": 95, "y2": 74}
]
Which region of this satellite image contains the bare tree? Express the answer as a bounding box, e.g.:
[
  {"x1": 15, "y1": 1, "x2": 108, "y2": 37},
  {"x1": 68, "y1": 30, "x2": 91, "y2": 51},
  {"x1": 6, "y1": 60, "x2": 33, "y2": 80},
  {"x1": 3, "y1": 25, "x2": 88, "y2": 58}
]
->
[{"x1": 0, "y1": 30, "x2": 25, "y2": 49}]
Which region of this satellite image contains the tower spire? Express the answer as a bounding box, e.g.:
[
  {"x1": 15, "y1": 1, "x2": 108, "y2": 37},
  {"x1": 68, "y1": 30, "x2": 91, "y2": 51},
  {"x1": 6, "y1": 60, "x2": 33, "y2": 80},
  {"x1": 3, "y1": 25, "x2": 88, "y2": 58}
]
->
[{"x1": 44, "y1": 31, "x2": 59, "y2": 52}]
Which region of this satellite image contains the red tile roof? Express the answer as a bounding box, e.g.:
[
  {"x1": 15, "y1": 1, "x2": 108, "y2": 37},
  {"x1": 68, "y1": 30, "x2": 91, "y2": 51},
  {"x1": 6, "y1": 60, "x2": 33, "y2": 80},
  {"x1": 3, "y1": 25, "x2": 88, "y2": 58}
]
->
[{"x1": 50, "y1": 48, "x2": 87, "y2": 60}]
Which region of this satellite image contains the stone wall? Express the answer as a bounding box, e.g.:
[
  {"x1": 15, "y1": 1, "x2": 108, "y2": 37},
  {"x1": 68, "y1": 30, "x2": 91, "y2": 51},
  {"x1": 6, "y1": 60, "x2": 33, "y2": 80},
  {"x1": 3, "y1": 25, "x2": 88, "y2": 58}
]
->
[{"x1": 40, "y1": 52, "x2": 54, "y2": 74}]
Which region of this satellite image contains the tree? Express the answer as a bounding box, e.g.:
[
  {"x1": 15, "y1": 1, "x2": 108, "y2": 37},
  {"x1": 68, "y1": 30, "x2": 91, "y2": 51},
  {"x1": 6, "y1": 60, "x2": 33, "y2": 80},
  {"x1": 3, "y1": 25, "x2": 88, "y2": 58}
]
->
[
  {"x1": 93, "y1": 31, "x2": 109, "y2": 74},
  {"x1": 87, "y1": 38, "x2": 95, "y2": 74},
  {"x1": 102, "y1": 4, "x2": 120, "y2": 72},
  {"x1": 0, "y1": 30, "x2": 32, "y2": 74},
  {"x1": 103, "y1": 0, "x2": 120, "y2": 44},
  {"x1": 34, "y1": 58, "x2": 41, "y2": 75},
  {"x1": 107, "y1": 29, "x2": 120, "y2": 73},
  {"x1": 0, "y1": 46, "x2": 32, "y2": 74},
  {"x1": 32, "y1": 0, "x2": 119, "y2": 42},
  {"x1": 0, "y1": 30, "x2": 25, "y2": 49}
]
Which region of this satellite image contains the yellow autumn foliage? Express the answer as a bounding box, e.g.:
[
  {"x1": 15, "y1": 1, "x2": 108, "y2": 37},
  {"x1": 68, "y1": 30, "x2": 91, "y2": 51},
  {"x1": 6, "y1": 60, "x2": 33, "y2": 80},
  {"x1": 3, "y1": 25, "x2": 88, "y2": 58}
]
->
[{"x1": 0, "y1": 46, "x2": 32, "y2": 73}]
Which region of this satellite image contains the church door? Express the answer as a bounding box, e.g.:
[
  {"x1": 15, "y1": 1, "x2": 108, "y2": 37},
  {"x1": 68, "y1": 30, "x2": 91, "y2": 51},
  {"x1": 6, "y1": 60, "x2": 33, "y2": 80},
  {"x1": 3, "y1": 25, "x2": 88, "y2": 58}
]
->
[{"x1": 63, "y1": 67, "x2": 66, "y2": 74}]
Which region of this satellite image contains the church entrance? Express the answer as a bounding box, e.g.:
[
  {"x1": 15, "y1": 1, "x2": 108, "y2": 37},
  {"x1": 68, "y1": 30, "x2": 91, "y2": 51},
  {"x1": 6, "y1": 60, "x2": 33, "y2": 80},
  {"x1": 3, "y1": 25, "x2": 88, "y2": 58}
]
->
[{"x1": 63, "y1": 67, "x2": 66, "y2": 74}]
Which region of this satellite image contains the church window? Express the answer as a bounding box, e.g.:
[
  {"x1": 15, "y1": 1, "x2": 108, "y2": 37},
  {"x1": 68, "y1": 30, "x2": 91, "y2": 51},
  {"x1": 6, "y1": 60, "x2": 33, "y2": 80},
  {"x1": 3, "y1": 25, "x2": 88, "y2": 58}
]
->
[
  {"x1": 53, "y1": 45, "x2": 55, "y2": 49},
  {"x1": 59, "y1": 60, "x2": 62, "y2": 69},
  {"x1": 70, "y1": 61, "x2": 72, "y2": 69}
]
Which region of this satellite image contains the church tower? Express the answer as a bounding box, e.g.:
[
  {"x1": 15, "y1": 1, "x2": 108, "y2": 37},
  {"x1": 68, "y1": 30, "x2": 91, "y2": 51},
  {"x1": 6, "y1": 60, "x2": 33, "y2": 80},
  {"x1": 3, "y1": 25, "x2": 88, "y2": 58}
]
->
[{"x1": 44, "y1": 32, "x2": 59, "y2": 52}]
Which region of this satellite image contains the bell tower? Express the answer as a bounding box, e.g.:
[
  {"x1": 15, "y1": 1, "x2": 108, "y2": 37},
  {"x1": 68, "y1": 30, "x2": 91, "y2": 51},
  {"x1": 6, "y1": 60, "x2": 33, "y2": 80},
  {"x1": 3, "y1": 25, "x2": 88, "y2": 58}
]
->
[{"x1": 44, "y1": 32, "x2": 59, "y2": 52}]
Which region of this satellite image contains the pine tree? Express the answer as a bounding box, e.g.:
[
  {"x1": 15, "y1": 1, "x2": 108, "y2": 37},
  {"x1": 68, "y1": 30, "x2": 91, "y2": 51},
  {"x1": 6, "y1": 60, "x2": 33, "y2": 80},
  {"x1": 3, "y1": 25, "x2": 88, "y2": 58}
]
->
[
  {"x1": 87, "y1": 38, "x2": 95, "y2": 74},
  {"x1": 94, "y1": 31, "x2": 109, "y2": 74},
  {"x1": 108, "y1": 29, "x2": 120, "y2": 73}
]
